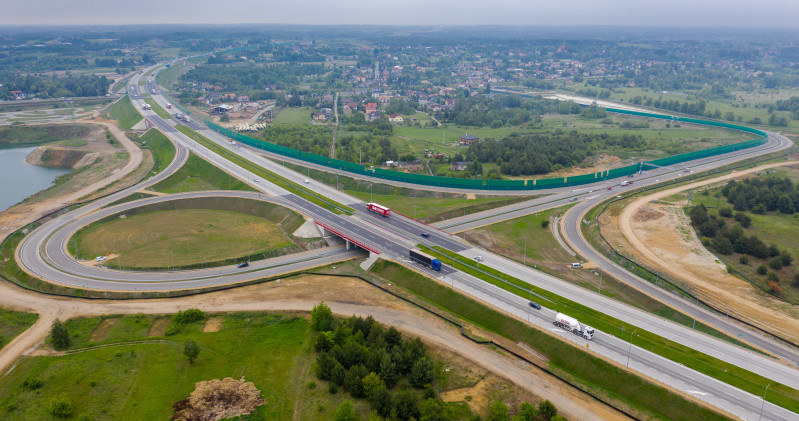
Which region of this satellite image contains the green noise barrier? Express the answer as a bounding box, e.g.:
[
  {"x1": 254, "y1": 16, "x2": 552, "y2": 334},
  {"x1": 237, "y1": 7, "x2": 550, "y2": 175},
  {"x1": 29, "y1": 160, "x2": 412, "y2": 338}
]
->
[{"x1": 203, "y1": 106, "x2": 768, "y2": 191}]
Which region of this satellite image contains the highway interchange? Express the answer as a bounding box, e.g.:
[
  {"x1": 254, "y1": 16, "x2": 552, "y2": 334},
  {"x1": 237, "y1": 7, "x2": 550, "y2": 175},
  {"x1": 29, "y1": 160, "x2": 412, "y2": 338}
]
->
[{"x1": 12, "y1": 63, "x2": 799, "y2": 420}]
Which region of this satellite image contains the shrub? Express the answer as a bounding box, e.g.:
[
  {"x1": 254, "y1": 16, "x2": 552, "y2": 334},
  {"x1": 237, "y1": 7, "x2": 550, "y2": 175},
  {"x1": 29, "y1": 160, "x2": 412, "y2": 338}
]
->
[
  {"x1": 780, "y1": 250, "x2": 793, "y2": 266},
  {"x1": 21, "y1": 377, "x2": 44, "y2": 390},
  {"x1": 540, "y1": 219, "x2": 550, "y2": 229},
  {"x1": 719, "y1": 206, "x2": 733, "y2": 217},
  {"x1": 769, "y1": 281, "x2": 783, "y2": 296},
  {"x1": 768, "y1": 272, "x2": 780, "y2": 283},
  {"x1": 173, "y1": 308, "x2": 205, "y2": 325},
  {"x1": 739, "y1": 255, "x2": 749, "y2": 265},
  {"x1": 50, "y1": 319, "x2": 70, "y2": 350},
  {"x1": 769, "y1": 257, "x2": 783, "y2": 271},
  {"x1": 334, "y1": 400, "x2": 355, "y2": 421},
  {"x1": 49, "y1": 395, "x2": 74, "y2": 418},
  {"x1": 328, "y1": 383, "x2": 338, "y2": 394},
  {"x1": 307, "y1": 381, "x2": 316, "y2": 390},
  {"x1": 757, "y1": 265, "x2": 768, "y2": 275}
]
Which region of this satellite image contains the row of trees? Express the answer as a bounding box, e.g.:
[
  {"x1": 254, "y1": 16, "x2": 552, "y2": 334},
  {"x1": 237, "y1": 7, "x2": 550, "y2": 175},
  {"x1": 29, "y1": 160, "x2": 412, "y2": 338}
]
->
[
  {"x1": 0, "y1": 73, "x2": 111, "y2": 99},
  {"x1": 721, "y1": 177, "x2": 799, "y2": 215},
  {"x1": 182, "y1": 62, "x2": 325, "y2": 93}
]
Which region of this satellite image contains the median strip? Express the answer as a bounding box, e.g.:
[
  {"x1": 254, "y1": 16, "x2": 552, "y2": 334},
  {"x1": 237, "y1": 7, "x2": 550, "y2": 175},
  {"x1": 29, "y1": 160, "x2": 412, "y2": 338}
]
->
[
  {"x1": 420, "y1": 245, "x2": 799, "y2": 412},
  {"x1": 172, "y1": 124, "x2": 354, "y2": 215}
]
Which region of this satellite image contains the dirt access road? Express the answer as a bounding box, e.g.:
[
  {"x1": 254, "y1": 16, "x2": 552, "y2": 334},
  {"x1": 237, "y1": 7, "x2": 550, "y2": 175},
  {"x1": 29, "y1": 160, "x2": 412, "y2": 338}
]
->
[
  {"x1": 0, "y1": 275, "x2": 629, "y2": 421},
  {"x1": 616, "y1": 161, "x2": 799, "y2": 343}
]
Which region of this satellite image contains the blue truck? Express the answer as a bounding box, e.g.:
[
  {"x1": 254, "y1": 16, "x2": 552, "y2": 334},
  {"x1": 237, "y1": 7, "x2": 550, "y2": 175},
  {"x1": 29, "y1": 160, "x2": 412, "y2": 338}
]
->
[{"x1": 409, "y1": 249, "x2": 442, "y2": 271}]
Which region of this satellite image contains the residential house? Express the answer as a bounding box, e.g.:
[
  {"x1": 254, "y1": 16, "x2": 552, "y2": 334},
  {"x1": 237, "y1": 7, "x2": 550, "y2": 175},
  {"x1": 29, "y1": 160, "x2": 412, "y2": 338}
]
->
[
  {"x1": 459, "y1": 134, "x2": 479, "y2": 145},
  {"x1": 450, "y1": 161, "x2": 471, "y2": 171},
  {"x1": 388, "y1": 114, "x2": 404, "y2": 123}
]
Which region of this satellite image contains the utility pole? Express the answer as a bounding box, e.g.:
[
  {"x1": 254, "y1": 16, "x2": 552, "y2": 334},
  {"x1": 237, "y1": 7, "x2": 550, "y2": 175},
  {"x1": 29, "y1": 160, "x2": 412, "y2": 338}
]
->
[
  {"x1": 759, "y1": 383, "x2": 771, "y2": 421},
  {"x1": 598, "y1": 267, "x2": 603, "y2": 294},
  {"x1": 523, "y1": 239, "x2": 527, "y2": 265},
  {"x1": 626, "y1": 329, "x2": 638, "y2": 370}
]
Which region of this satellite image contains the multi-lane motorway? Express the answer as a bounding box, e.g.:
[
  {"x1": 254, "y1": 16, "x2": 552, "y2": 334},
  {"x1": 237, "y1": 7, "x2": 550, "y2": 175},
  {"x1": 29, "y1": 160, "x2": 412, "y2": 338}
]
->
[{"x1": 13, "y1": 64, "x2": 799, "y2": 420}]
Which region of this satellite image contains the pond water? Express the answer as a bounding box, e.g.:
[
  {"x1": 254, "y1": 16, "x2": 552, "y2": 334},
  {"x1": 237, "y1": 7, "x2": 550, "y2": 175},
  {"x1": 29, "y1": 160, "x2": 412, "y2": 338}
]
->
[{"x1": 0, "y1": 146, "x2": 70, "y2": 212}]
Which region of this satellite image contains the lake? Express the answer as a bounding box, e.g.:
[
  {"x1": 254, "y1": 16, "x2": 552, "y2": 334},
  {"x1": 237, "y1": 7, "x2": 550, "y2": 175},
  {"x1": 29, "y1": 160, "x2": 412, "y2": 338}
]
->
[{"x1": 0, "y1": 146, "x2": 70, "y2": 212}]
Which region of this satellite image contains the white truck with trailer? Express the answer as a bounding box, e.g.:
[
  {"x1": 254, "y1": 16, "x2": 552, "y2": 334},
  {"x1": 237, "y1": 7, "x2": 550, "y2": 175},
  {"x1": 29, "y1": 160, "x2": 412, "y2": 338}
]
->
[{"x1": 553, "y1": 313, "x2": 595, "y2": 340}]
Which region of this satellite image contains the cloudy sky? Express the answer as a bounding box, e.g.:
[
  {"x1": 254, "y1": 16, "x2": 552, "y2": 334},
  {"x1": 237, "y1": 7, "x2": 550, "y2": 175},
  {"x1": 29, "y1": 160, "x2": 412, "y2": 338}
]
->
[{"x1": 2, "y1": 0, "x2": 798, "y2": 28}]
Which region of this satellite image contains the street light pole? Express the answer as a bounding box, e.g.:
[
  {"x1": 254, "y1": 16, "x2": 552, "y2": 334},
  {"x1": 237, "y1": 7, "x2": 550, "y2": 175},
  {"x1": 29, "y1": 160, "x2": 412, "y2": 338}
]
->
[
  {"x1": 759, "y1": 383, "x2": 771, "y2": 421},
  {"x1": 626, "y1": 329, "x2": 638, "y2": 370},
  {"x1": 598, "y1": 267, "x2": 603, "y2": 294},
  {"x1": 523, "y1": 239, "x2": 527, "y2": 266}
]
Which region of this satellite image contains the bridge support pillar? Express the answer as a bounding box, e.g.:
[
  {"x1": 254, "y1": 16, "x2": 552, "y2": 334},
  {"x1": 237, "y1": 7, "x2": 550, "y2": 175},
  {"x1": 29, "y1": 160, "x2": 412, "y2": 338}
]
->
[{"x1": 345, "y1": 239, "x2": 351, "y2": 250}]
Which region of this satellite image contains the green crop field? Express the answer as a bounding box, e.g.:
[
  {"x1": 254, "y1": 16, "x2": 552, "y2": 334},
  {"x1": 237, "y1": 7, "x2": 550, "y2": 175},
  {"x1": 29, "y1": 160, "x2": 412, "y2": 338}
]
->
[
  {"x1": 150, "y1": 152, "x2": 254, "y2": 193},
  {"x1": 0, "y1": 308, "x2": 38, "y2": 351},
  {"x1": 73, "y1": 208, "x2": 296, "y2": 268},
  {"x1": 109, "y1": 95, "x2": 143, "y2": 130}
]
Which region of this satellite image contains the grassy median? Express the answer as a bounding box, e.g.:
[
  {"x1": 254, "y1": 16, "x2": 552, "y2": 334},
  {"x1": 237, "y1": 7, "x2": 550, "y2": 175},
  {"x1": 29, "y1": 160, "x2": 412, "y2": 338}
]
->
[{"x1": 421, "y1": 246, "x2": 799, "y2": 413}]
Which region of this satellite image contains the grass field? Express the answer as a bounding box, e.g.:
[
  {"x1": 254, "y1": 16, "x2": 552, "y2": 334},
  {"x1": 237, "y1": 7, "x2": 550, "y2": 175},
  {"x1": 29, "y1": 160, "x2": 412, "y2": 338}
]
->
[
  {"x1": 150, "y1": 152, "x2": 254, "y2": 193},
  {"x1": 369, "y1": 260, "x2": 729, "y2": 421},
  {"x1": 0, "y1": 308, "x2": 38, "y2": 351},
  {"x1": 73, "y1": 209, "x2": 296, "y2": 268},
  {"x1": 0, "y1": 125, "x2": 93, "y2": 148},
  {"x1": 155, "y1": 63, "x2": 183, "y2": 90},
  {"x1": 138, "y1": 128, "x2": 175, "y2": 175},
  {"x1": 0, "y1": 313, "x2": 324, "y2": 420},
  {"x1": 109, "y1": 95, "x2": 143, "y2": 130},
  {"x1": 270, "y1": 107, "x2": 313, "y2": 125},
  {"x1": 282, "y1": 161, "x2": 526, "y2": 223}
]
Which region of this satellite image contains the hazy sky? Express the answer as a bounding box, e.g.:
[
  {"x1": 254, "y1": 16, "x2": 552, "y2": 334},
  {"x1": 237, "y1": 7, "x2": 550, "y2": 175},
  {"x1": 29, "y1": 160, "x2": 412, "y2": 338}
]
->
[{"x1": 2, "y1": 0, "x2": 798, "y2": 28}]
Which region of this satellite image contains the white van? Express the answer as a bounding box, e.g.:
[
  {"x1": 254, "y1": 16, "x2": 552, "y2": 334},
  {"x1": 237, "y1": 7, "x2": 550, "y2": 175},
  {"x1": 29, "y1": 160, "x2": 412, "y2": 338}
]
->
[{"x1": 570, "y1": 262, "x2": 583, "y2": 269}]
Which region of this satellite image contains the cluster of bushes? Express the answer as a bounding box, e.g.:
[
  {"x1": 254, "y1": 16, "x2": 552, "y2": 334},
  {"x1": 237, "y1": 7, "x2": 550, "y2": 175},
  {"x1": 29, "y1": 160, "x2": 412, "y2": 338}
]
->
[
  {"x1": 689, "y1": 203, "x2": 794, "y2": 295},
  {"x1": 721, "y1": 177, "x2": 799, "y2": 215},
  {"x1": 311, "y1": 303, "x2": 562, "y2": 421},
  {"x1": 165, "y1": 308, "x2": 206, "y2": 336}
]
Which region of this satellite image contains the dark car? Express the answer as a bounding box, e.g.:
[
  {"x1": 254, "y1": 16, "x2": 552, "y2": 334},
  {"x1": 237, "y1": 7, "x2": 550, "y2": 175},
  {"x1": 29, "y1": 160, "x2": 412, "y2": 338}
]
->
[
  {"x1": 238, "y1": 262, "x2": 249, "y2": 268},
  {"x1": 421, "y1": 232, "x2": 430, "y2": 238},
  {"x1": 528, "y1": 301, "x2": 542, "y2": 310}
]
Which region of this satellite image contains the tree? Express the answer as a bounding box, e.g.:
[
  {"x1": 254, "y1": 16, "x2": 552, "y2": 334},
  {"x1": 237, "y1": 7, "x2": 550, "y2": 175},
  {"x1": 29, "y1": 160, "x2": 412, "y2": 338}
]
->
[
  {"x1": 362, "y1": 372, "x2": 385, "y2": 400},
  {"x1": 49, "y1": 395, "x2": 74, "y2": 418},
  {"x1": 420, "y1": 398, "x2": 447, "y2": 421},
  {"x1": 50, "y1": 319, "x2": 70, "y2": 350},
  {"x1": 392, "y1": 388, "x2": 420, "y2": 421},
  {"x1": 780, "y1": 250, "x2": 793, "y2": 266},
  {"x1": 183, "y1": 339, "x2": 200, "y2": 364},
  {"x1": 537, "y1": 400, "x2": 558, "y2": 420},
  {"x1": 757, "y1": 265, "x2": 768, "y2": 275},
  {"x1": 769, "y1": 256, "x2": 783, "y2": 271},
  {"x1": 372, "y1": 385, "x2": 393, "y2": 417},
  {"x1": 516, "y1": 402, "x2": 538, "y2": 421},
  {"x1": 334, "y1": 400, "x2": 356, "y2": 421},
  {"x1": 409, "y1": 357, "x2": 434, "y2": 388},
  {"x1": 487, "y1": 400, "x2": 510, "y2": 421},
  {"x1": 331, "y1": 361, "x2": 346, "y2": 386},
  {"x1": 311, "y1": 301, "x2": 334, "y2": 332}
]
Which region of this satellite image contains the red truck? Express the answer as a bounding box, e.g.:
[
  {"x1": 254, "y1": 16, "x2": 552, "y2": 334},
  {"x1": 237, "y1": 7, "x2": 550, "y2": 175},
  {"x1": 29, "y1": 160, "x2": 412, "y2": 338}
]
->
[{"x1": 367, "y1": 203, "x2": 391, "y2": 217}]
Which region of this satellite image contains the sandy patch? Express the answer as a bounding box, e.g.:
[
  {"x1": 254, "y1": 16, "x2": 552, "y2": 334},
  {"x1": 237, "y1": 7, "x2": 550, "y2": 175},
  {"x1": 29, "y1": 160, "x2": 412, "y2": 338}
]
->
[
  {"x1": 614, "y1": 161, "x2": 799, "y2": 344},
  {"x1": 147, "y1": 317, "x2": 171, "y2": 337},
  {"x1": 89, "y1": 317, "x2": 120, "y2": 342},
  {"x1": 203, "y1": 316, "x2": 224, "y2": 333}
]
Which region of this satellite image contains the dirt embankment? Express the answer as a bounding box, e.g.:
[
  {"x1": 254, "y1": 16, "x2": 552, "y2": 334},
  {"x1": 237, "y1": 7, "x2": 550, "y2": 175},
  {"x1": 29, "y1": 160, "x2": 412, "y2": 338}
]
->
[
  {"x1": 25, "y1": 147, "x2": 93, "y2": 169},
  {"x1": 611, "y1": 162, "x2": 799, "y2": 344}
]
